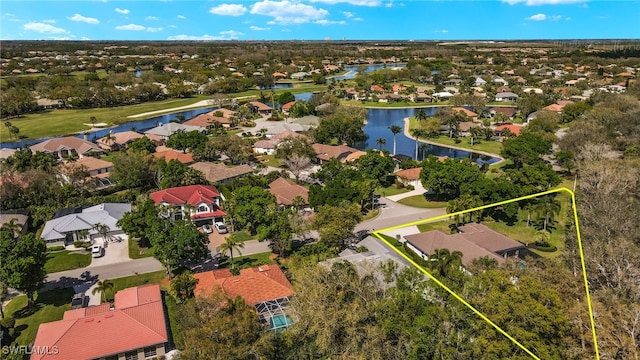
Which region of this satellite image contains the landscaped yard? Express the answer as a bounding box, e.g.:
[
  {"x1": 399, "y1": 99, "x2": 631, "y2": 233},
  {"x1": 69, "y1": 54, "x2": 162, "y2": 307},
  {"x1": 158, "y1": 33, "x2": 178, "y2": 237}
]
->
[
  {"x1": 128, "y1": 238, "x2": 153, "y2": 259},
  {"x1": 104, "y1": 270, "x2": 167, "y2": 301},
  {"x1": 3, "y1": 288, "x2": 74, "y2": 346},
  {"x1": 375, "y1": 184, "x2": 410, "y2": 197},
  {"x1": 409, "y1": 117, "x2": 503, "y2": 155},
  {"x1": 397, "y1": 195, "x2": 447, "y2": 209},
  {"x1": 44, "y1": 250, "x2": 92, "y2": 273}
]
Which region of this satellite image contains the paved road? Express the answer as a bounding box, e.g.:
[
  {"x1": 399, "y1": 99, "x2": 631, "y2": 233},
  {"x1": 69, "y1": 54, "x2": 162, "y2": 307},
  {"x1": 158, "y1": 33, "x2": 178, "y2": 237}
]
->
[{"x1": 356, "y1": 197, "x2": 446, "y2": 233}]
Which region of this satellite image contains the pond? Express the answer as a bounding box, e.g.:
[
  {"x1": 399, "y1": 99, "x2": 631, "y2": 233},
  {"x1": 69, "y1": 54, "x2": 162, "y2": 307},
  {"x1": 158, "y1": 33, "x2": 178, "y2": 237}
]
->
[
  {"x1": 330, "y1": 63, "x2": 407, "y2": 81},
  {"x1": 359, "y1": 108, "x2": 500, "y2": 165}
]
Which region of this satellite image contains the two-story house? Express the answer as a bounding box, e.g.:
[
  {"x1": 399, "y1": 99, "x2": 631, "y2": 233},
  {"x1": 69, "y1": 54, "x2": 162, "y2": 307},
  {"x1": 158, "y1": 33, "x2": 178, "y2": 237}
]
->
[{"x1": 149, "y1": 184, "x2": 226, "y2": 226}]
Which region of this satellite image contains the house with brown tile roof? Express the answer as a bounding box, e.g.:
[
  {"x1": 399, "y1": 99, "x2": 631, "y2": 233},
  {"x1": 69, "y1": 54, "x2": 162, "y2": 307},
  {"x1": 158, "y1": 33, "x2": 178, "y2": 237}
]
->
[
  {"x1": 248, "y1": 101, "x2": 272, "y2": 115},
  {"x1": 395, "y1": 167, "x2": 422, "y2": 187},
  {"x1": 268, "y1": 177, "x2": 309, "y2": 206},
  {"x1": 189, "y1": 162, "x2": 253, "y2": 184},
  {"x1": 184, "y1": 111, "x2": 232, "y2": 128},
  {"x1": 451, "y1": 107, "x2": 478, "y2": 120},
  {"x1": 489, "y1": 107, "x2": 518, "y2": 118},
  {"x1": 312, "y1": 143, "x2": 359, "y2": 164},
  {"x1": 153, "y1": 149, "x2": 194, "y2": 164},
  {"x1": 96, "y1": 131, "x2": 144, "y2": 151},
  {"x1": 30, "y1": 136, "x2": 103, "y2": 161},
  {"x1": 403, "y1": 223, "x2": 526, "y2": 267},
  {"x1": 31, "y1": 284, "x2": 168, "y2": 360}
]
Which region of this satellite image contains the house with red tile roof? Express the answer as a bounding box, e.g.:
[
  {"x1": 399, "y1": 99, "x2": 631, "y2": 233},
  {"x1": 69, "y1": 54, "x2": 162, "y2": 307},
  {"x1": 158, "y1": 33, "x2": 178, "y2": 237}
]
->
[
  {"x1": 31, "y1": 284, "x2": 168, "y2": 360},
  {"x1": 184, "y1": 111, "x2": 232, "y2": 128},
  {"x1": 494, "y1": 123, "x2": 522, "y2": 137},
  {"x1": 281, "y1": 101, "x2": 297, "y2": 114},
  {"x1": 248, "y1": 101, "x2": 272, "y2": 115},
  {"x1": 370, "y1": 85, "x2": 384, "y2": 93},
  {"x1": 30, "y1": 136, "x2": 103, "y2": 161},
  {"x1": 268, "y1": 178, "x2": 309, "y2": 206},
  {"x1": 149, "y1": 184, "x2": 225, "y2": 224},
  {"x1": 193, "y1": 265, "x2": 295, "y2": 330},
  {"x1": 451, "y1": 107, "x2": 478, "y2": 120},
  {"x1": 404, "y1": 223, "x2": 526, "y2": 267}
]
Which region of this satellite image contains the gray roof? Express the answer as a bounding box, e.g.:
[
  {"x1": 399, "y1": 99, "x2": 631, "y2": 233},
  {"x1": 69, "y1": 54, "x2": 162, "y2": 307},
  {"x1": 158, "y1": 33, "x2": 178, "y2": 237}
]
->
[
  {"x1": 41, "y1": 203, "x2": 131, "y2": 241},
  {"x1": 144, "y1": 123, "x2": 204, "y2": 138}
]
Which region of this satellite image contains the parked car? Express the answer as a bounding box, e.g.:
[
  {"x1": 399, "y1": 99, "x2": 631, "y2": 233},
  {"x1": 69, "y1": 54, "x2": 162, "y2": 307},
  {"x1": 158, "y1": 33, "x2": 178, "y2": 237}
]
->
[
  {"x1": 71, "y1": 293, "x2": 86, "y2": 309},
  {"x1": 202, "y1": 224, "x2": 213, "y2": 234},
  {"x1": 91, "y1": 245, "x2": 103, "y2": 258},
  {"x1": 214, "y1": 222, "x2": 228, "y2": 234}
]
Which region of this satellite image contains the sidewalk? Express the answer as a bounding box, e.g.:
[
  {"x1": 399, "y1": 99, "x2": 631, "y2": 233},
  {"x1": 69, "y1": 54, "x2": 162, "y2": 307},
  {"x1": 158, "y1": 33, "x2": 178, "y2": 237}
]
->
[{"x1": 386, "y1": 182, "x2": 427, "y2": 202}]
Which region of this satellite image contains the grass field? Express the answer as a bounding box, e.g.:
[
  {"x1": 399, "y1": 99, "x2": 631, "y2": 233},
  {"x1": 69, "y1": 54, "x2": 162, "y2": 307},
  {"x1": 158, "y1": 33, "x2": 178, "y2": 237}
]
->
[
  {"x1": 229, "y1": 231, "x2": 257, "y2": 242},
  {"x1": 375, "y1": 184, "x2": 410, "y2": 197},
  {"x1": 409, "y1": 117, "x2": 503, "y2": 155},
  {"x1": 219, "y1": 251, "x2": 274, "y2": 270},
  {"x1": 397, "y1": 195, "x2": 448, "y2": 209},
  {"x1": 3, "y1": 288, "x2": 74, "y2": 346},
  {"x1": 44, "y1": 250, "x2": 92, "y2": 273},
  {"x1": 128, "y1": 238, "x2": 153, "y2": 259},
  {"x1": 104, "y1": 270, "x2": 167, "y2": 301}
]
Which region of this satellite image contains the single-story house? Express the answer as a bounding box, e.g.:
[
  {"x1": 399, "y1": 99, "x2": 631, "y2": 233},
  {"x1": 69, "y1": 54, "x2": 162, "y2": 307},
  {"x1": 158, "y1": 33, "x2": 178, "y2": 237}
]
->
[
  {"x1": 31, "y1": 284, "x2": 169, "y2": 360},
  {"x1": 96, "y1": 131, "x2": 144, "y2": 151},
  {"x1": 290, "y1": 72, "x2": 309, "y2": 80},
  {"x1": 153, "y1": 149, "x2": 194, "y2": 164},
  {"x1": 494, "y1": 123, "x2": 522, "y2": 137},
  {"x1": 489, "y1": 107, "x2": 518, "y2": 118},
  {"x1": 432, "y1": 91, "x2": 454, "y2": 100},
  {"x1": 193, "y1": 265, "x2": 295, "y2": 330},
  {"x1": 312, "y1": 143, "x2": 360, "y2": 164},
  {"x1": 40, "y1": 203, "x2": 131, "y2": 247},
  {"x1": 254, "y1": 139, "x2": 278, "y2": 155},
  {"x1": 0, "y1": 148, "x2": 17, "y2": 160},
  {"x1": 494, "y1": 92, "x2": 519, "y2": 102},
  {"x1": 395, "y1": 167, "x2": 422, "y2": 188},
  {"x1": 451, "y1": 107, "x2": 478, "y2": 121},
  {"x1": 248, "y1": 101, "x2": 273, "y2": 115},
  {"x1": 404, "y1": 223, "x2": 526, "y2": 267},
  {"x1": 184, "y1": 111, "x2": 232, "y2": 128},
  {"x1": 59, "y1": 156, "x2": 114, "y2": 189},
  {"x1": 30, "y1": 137, "x2": 103, "y2": 161},
  {"x1": 268, "y1": 177, "x2": 309, "y2": 206},
  {"x1": 189, "y1": 162, "x2": 253, "y2": 184},
  {"x1": 144, "y1": 123, "x2": 204, "y2": 140}
]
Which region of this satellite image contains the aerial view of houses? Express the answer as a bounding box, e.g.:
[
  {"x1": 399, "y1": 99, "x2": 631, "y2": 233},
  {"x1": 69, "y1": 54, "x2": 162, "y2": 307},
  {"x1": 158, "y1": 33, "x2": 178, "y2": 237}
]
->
[{"x1": 0, "y1": 7, "x2": 639, "y2": 357}]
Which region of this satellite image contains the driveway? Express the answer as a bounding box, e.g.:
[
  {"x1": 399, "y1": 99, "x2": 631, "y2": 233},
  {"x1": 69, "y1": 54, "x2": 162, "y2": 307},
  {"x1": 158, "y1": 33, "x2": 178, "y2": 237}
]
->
[
  {"x1": 386, "y1": 182, "x2": 427, "y2": 202},
  {"x1": 88, "y1": 235, "x2": 130, "y2": 267},
  {"x1": 356, "y1": 197, "x2": 446, "y2": 233}
]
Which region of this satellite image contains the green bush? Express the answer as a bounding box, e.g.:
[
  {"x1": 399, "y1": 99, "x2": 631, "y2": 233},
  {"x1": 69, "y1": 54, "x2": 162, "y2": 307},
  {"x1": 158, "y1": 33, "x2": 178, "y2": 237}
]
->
[
  {"x1": 73, "y1": 241, "x2": 92, "y2": 249},
  {"x1": 1, "y1": 317, "x2": 16, "y2": 329},
  {"x1": 355, "y1": 245, "x2": 369, "y2": 253},
  {"x1": 533, "y1": 241, "x2": 557, "y2": 252},
  {"x1": 47, "y1": 245, "x2": 65, "y2": 252},
  {"x1": 406, "y1": 185, "x2": 415, "y2": 191},
  {"x1": 403, "y1": 243, "x2": 429, "y2": 267}
]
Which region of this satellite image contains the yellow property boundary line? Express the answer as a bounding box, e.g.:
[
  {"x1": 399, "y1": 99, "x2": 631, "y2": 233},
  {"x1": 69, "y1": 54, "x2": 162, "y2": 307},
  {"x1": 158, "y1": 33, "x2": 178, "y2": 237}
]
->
[{"x1": 371, "y1": 187, "x2": 599, "y2": 359}]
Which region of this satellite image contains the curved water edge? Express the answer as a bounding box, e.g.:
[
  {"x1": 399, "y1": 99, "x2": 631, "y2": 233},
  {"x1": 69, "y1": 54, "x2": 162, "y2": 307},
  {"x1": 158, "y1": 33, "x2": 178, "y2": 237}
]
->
[{"x1": 401, "y1": 117, "x2": 504, "y2": 164}]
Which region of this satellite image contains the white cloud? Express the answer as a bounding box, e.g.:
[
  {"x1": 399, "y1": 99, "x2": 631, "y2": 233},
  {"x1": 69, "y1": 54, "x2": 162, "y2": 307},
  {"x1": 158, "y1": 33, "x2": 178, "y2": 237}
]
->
[
  {"x1": 526, "y1": 13, "x2": 547, "y2": 20},
  {"x1": 169, "y1": 24, "x2": 178, "y2": 28},
  {"x1": 434, "y1": 29, "x2": 449, "y2": 33},
  {"x1": 281, "y1": 29, "x2": 291, "y2": 32},
  {"x1": 251, "y1": 0, "x2": 329, "y2": 25},
  {"x1": 42, "y1": 19, "x2": 56, "y2": 24},
  {"x1": 342, "y1": 11, "x2": 354, "y2": 18},
  {"x1": 353, "y1": 17, "x2": 364, "y2": 21},
  {"x1": 69, "y1": 14, "x2": 100, "y2": 24},
  {"x1": 250, "y1": 25, "x2": 271, "y2": 30},
  {"x1": 23, "y1": 22, "x2": 67, "y2": 34},
  {"x1": 146, "y1": 27, "x2": 163, "y2": 32},
  {"x1": 209, "y1": 4, "x2": 248, "y2": 16},
  {"x1": 116, "y1": 23, "x2": 146, "y2": 31},
  {"x1": 315, "y1": 19, "x2": 346, "y2": 25},
  {"x1": 503, "y1": 0, "x2": 586, "y2": 5},
  {"x1": 167, "y1": 30, "x2": 243, "y2": 40},
  {"x1": 146, "y1": 16, "x2": 159, "y2": 21},
  {"x1": 177, "y1": 15, "x2": 186, "y2": 19},
  {"x1": 310, "y1": 0, "x2": 381, "y2": 6},
  {"x1": 549, "y1": 15, "x2": 563, "y2": 20},
  {"x1": 115, "y1": 8, "x2": 130, "y2": 15}
]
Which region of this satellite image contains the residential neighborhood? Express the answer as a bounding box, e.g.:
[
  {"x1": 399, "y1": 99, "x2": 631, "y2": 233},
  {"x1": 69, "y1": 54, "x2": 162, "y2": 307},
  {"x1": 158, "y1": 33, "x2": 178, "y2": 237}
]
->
[{"x1": 1, "y1": 38, "x2": 638, "y2": 359}]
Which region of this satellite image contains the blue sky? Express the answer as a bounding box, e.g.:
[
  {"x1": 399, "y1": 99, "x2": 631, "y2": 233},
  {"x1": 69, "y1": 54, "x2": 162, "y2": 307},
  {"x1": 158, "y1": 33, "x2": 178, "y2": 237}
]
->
[{"x1": 1, "y1": 0, "x2": 638, "y2": 41}]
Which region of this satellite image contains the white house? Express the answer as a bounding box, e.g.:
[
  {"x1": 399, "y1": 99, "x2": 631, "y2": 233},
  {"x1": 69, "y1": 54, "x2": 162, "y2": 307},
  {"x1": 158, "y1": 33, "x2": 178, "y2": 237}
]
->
[{"x1": 494, "y1": 92, "x2": 519, "y2": 102}]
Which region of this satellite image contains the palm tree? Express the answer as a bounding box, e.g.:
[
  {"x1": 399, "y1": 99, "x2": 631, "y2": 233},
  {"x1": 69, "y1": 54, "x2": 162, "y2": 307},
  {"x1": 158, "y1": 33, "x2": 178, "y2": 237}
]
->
[
  {"x1": 89, "y1": 116, "x2": 97, "y2": 128},
  {"x1": 415, "y1": 108, "x2": 427, "y2": 121},
  {"x1": 409, "y1": 128, "x2": 426, "y2": 160},
  {"x1": 217, "y1": 235, "x2": 245, "y2": 269},
  {"x1": 430, "y1": 248, "x2": 463, "y2": 277},
  {"x1": 534, "y1": 195, "x2": 561, "y2": 231},
  {"x1": 388, "y1": 125, "x2": 402, "y2": 155},
  {"x1": 446, "y1": 198, "x2": 465, "y2": 226},
  {"x1": 93, "y1": 223, "x2": 111, "y2": 245},
  {"x1": 1, "y1": 218, "x2": 21, "y2": 239},
  {"x1": 92, "y1": 279, "x2": 114, "y2": 303},
  {"x1": 375, "y1": 137, "x2": 386, "y2": 151}
]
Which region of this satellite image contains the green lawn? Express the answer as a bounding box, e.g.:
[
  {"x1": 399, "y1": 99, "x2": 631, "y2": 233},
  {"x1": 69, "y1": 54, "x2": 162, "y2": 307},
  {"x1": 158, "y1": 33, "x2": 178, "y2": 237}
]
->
[
  {"x1": 104, "y1": 270, "x2": 167, "y2": 301},
  {"x1": 220, "y1": 251, "x2": 274, "y2": 270},
  {"x1": 44, "y1": 250, "x2": 92, "y2": 273},
  {"x1": 3, "y1": 288, "x2": 74, "y2": 346},
  {"x1": 256, "y1": 154, "x2": 282, "y2": 168},
  {"x1": 416, "y1": 220, "x2": 454, "y2": 233},
  {"x1": 128, "y1": 238, "x2": 153, "y2": 259},
  {"x1": 398, "y1": 195, "x2": 447, "y2": 209},
  {"x1": 229, "y1": 231, "x2": 257, "y2": 242},
  {"x1": 376, "y1": 184, "x2": 410, "y2": 197},
  {"x1": 409, "y1": 117, "x2": 503, "y2": 155},
  {"x1": 362, "y1": 208, "x2": 380, "y2": 221}
]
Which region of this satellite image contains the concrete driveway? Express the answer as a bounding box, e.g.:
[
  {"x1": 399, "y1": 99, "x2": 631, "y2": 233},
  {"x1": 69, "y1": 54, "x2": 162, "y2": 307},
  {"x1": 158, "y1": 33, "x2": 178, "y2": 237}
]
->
[{"x1": 88, "y1": 235, "x2": 130, "y2": 267}]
